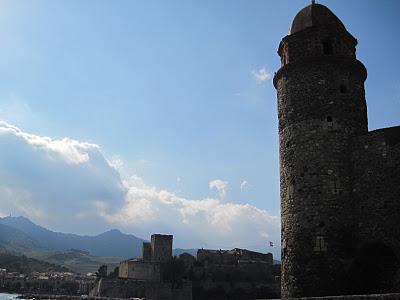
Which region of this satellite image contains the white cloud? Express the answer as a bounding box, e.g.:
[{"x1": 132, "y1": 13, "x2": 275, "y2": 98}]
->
[
  {"x1": 0, "y1": 121, "x2": 125, "y2": 233},
  {"x1": 209, "y1": 179, "x2": 228, "y2": 199},
  {"x1": 0, "y1": 121, "x2": 98, "y2": 164},
  {"x1": 0, "y1": 121, "x2": 280, "y2": 252},
  {"x1": 240, "y1": 180, "x2": 248, "y2": 190},
  {"x1": 251, "y1": 67, "x2": 272, "y2": 84},
  {"x1": 108, "y1": 158, "x2": 123, "y2": 171},
  {"x1": 100, "y1": 180, "x2": 279, "y2": 249}
]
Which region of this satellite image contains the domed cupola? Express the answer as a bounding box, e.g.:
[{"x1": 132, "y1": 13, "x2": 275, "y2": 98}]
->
[
  {"x1": 290, "y1": 2, "x2": 346, "y2": 35},
  {"x1": 275, "y1": 2, "x2": 359, "y2": 68}
]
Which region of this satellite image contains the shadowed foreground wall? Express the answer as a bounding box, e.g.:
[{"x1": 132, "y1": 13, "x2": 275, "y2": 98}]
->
[{"x1": 274, "y1": 294, "x2": 400, "y2": 300}]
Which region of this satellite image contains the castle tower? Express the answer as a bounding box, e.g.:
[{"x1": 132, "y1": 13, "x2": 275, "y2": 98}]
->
[
  {"x1": 151, "y1": 234, "x2": 173, "y2": 263},
  {"x1": 273, "y1": 3, "x2": 368, "y2": 297}
]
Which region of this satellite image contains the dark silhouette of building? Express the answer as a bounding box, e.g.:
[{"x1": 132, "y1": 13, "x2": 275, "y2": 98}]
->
[
  {"x1": 273, "y1": 2, "x2": 400, "y2": 298},
  {"x1": 119, "y1": 234, "x2": 173, "y2": 281},
  {"x1": 151, "y1": 234, "x2": 173, "y2": 263}
]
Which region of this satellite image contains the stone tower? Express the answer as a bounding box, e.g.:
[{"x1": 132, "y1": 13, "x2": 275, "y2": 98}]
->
[
  {"x1": 274, "y1": 3, "x2": 368, "y2": 297},
  {"x1": 151, "y1": 234, "x2": 173, "y2": 263}
]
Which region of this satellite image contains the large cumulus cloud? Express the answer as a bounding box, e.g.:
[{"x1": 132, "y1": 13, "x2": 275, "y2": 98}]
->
[
  {"x1": 0, "y1": 121, "x2": 279, "y2": 252},
  {"x1": 0, "y1": 121, "x2": 125, "y2": 232}
]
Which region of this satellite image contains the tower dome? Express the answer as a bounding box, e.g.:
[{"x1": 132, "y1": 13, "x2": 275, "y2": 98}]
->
[{"x1": 290, "y1": 3, "x2": 346, "y2": 35}]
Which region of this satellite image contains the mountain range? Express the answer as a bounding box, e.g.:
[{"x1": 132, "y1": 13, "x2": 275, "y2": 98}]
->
[
  {"x1": 0, "y1": 216, "x2": 198, "y2": 273},
  {"x1": 0, "y1": 216, "x2": 145, "y2": 258}
]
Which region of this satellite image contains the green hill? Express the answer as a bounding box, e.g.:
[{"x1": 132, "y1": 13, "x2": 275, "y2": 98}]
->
[
  {"x1": 0, "y1": 223, "x2": 42, "y2": 252},
  {"x1": 0, "y1": 250, "x2": 69, "y2": 274},
  {"x1": 25, "y1": 249, "x2": 121, "y2": 274}
]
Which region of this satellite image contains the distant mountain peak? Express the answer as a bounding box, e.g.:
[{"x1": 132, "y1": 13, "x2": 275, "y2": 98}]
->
[
  {"x1": 2, "y1": 215, "x2": 44, "y2": 228},
  {"x1": 3, "y1": 215, "x2": 33, "y2": 222},
  {"x1": 97, "y1": 229, "x2": 124, "y2": 237},
  {"x1": 0, "y1": 216, "x2": 145, "y2": 258}
]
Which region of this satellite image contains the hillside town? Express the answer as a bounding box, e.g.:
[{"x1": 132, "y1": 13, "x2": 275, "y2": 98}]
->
[{"x1": 0, "y1": 269, "x2": 96, "y2": 295}]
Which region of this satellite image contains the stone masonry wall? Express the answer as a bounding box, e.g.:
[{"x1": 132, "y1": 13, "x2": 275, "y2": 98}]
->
[
  {"x1": 90, "y1": 277, "x2": 192, "y2": 300},
  {"x1": 348, "y1": 126, "x2": 400, "y2": 293},
  {"x1": 277, "y1": 293, "x2": 400, "y2": 300},
  {"x1": 118, "y1": 260, "x2": 161, "y2": 282},
  {"x1": 278, "y1": 26, "x2": 357, "y2": 67},
  {"x1": 352, "y1": 127, "x2": 400, "y2": 245},
  {"x1": 151, "y1": 234, "x2": 173, "y2": 263},
  {"x1": 275, "y1": 53, "x2": 367, "y2": 297},
  {"x1": 142, "y1": 242, "x2": 152, "y2": 261}
]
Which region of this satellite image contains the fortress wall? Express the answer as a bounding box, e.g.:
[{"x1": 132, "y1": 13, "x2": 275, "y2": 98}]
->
[
  {"x1": 193, "y1": 262, "x2": 273, "y2": 282},
  {"x1": 280, "y1": 293, "x2": 400, "y2": 300},
  {"x1": 118, "y1": 260, "x2": 161, "y2": 281},
  {"x1": 197, "y1": 249, "x2": 238, "y2": 265},
  {"x1": 130, "y1": 261, "x2": 161, "y2": 282},
  {"x1": 349, "y1": 126, "x2": 400, "y2": 292},
  {"x1": 142, "y1": 242, "x2": 152, "y2": 261},
  {"x1": 197, "y1": 248, "x2": 273, "y2": 266},
  {"x1": 351, "y1": 126, "x2": 400, "y2": 249},
  {"x1": 118, "y1": 260, "x2": 130, "y2": 278},
  {"x1": 90, "y1": 277, "x2": 192, "y2": 300},
  {"x1": 240, "y1": 249, "x2": 273, "y2": 264}
]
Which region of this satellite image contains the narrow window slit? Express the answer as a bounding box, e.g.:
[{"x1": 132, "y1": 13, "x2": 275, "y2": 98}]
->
[{"x1": 322, "y1": 39, "x2": 333, "y2": 55}]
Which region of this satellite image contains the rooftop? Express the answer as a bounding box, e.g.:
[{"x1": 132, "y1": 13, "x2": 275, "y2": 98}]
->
[{"x1": 290, "y1": 3, "x2": 347, "y2": 35}]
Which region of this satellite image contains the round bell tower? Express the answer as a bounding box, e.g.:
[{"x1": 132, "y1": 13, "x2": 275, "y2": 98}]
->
[{"x1": 274, "y1": 3, "x2": 368, "y2": 297}]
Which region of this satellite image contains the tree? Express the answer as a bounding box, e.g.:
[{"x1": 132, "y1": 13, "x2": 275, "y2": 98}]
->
[
  {"x1": 109, "y1": 266, "x2": 119, "y2": 278},
  {"x1": 96, "y1": 265, "x2": 107, "y2": 278}
]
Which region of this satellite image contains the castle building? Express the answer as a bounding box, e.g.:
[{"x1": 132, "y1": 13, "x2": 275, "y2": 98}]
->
[
  {"x1": 151, "y1": 234, "x2": 173, "y2": 263},
  {"x1": 119, "y1": 234, "x2": 173, "y2": 281},
  {"x1": 273, "y1": 2, "x2": 400, "y2": 298}
]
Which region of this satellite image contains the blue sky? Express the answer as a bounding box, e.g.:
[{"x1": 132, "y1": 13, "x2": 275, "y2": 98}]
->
[{"x1": 0, "y1": 0, "x2": 399, "y2": 258}]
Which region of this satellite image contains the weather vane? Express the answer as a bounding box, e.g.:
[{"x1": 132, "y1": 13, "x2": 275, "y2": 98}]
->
[{"x1": 311, "y1": 0, "x2": 316, "y2": 4}]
